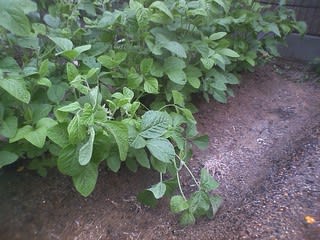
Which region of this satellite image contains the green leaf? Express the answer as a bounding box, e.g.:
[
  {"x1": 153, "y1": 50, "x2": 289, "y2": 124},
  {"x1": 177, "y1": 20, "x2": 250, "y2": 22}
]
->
[
  {"x1": 146, "y1": 138, "x2": 175, "y2": 163},
  {"x1": 209, "y1": 32, "x2": 227, "y2": 41},
  {"x1": 57, "y1": 145, "x2": 83, "y2": 176},
  {"x1": 133, "y1": 149, "x2": 150, "y2": 168},
  {"x1": 172, "y1": 90, "x2": 185, "y2": 107},
  {"x1": 137, "y1": 190, "x2": 158, "y2": 207},
  {"x1": 208, "y1": 196, "x2": 222, "y2": 218},
  {"x1": 140, "y1": 111, "x2": 171, "y2": 139},
  {"x1": 36, "y1": 117, "x2": 57, "y2": 129},
  {"x1": 73, "y1": 163, "x2": 98, "y2": 197},
  {"x1": 0, "y1": 151, "x2": 19, "y2": 168},
  {"x1": 126, "y1": 157, "x2": 138, "y2": 172},
  {"x1": 140, "y1": 58, "x2": 153, "y2": 74},
  {"x1": 201, "y1": 57, "x2": 215, "y2": 70},
  {"x1": 0, "y1": 5, "x2": 31, "y2": 36},
  {"x1": 47, "y1": 123, "x2": 69, "y2": 148},
  {"x1": 148, "y1": 182, "x2": 166, "y2": 199},
  {"x1": 128, "y1": 68, "x2": 143, "y2": 88},
  {"x1": 150, "y1": 1, "x2": 173, "y2": 19},
  {"x1": 98, "y1": 52, "x2": 127, "y2": 69},
  {"x1": 47, "y1": 83, "x2": 68, "y2": 103},
  {"x1": 24, "y1": 127, "x2": 47, "y2": 148},
  {"x1": 39, "y1": 59, "x2": 49, "y2": 77},
  {"x1": 213, "y1": 90, "x2": 227, "y2": 103},
  {"x1": 193, "y1": 135, "x2": 209, "y2": 150},
  {"x1": 267, "y1": 23, "x2": 281, "y2": 37},
  {"x1": 66, "y1": 63, "x2": 79, "y2": 82},
  {"x1": 150, "y1": 156, "x2": 167, "y2": 173},
  {"x1": 37, "y1": 78, "x2": 52, "y2": 87},
  {"x1": 79, "y1": 127, "x2": 95, "y2": 166},
  {"x1": 186, "y1": 66, "x2": 202, "y2": 89},
  {"x1": 9, "y1": 125, "x2": 33, "y2": 143},
  {"x1": 101, "y1": 121, "x2": 128, "y2": 161},
  {"x1": 144, "y1": 77, "x2": 159, "y2": 94},
  {"x1": 58, "y1": 102, "x2": 81, "y2": 113},
  {"x1": 164, "y1": 41, "x2": 187, "y2": 58},
  {"x1": 49, "y1": 37, "x2": 73, "y2": 51},
  {"x1": 219, "y1": 48, "x2": 240, "y2": 58},
  {"x1": 170, "y1": 195, "x2": 189, "y2": 213},
  {"x1": 0, "y1": 78, "x2": 30, "y2": 103},
  {"x1": 164, "y1": 57, "x2": 186, "y2": 85},
  {"x1": 106, "y1": 151, "x2": 121, "y2": 172},
  {"x1": 67, "y1": 115, "x2": 87, "y2": 143},
  {"x1": 200, "y1": 168, "x2": 219, "y2": 191},
  {"x1": 189, "y1": 191, "x2": 210, "y2": 216},
  {"x1": 0, "y1": 116, "x2": 18, "y2": 138},
  {"x1": 180, "y1": 211, "x2": 195, "y2": 226},
  {"x1": 213, "y1": 0, "x2": 230, "y2": 13}
]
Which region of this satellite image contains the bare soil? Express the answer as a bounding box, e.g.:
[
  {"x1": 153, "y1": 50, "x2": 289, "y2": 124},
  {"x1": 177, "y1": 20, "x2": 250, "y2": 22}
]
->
[{"x1": 1, "y1": 59, "x2": 320, "y2": 240}]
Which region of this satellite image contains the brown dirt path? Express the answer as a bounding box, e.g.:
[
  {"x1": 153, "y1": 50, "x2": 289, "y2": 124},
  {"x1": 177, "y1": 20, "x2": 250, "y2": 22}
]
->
[{"x1": 0, "y1": 59, "x2": 320, "y2": 240}]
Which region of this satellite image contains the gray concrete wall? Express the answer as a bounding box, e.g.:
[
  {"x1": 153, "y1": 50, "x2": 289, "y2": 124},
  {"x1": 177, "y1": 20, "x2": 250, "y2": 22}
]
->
[{"x1": 279, "y1": 34, "x2": 320, "y2": 61}]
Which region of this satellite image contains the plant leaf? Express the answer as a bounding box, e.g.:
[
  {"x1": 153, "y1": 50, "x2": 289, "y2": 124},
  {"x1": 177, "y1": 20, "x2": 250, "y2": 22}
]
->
[
  {"x1": 200, "y1": 168, "x2": 219, "y2": 191},
  {"x1": 47, "y1": 123, "x2": 69, "y2": 148},
  {"x1": 150, "y1": 1, "x2": 173, "y2": 19},
  {"x1": 57, "y1": 145, "x2": 83, "y2": 176},
  {"x1": 79, "y1": 127, "x2": 95, "y2": 166},
  {"x1": 133, "y1": 149, "x2": 150, "y2": 168},
  {"x1": 73, "y1": 162, "x2": 98, "y2": 197},
  {"x1": 146, "y1": 138, "x2": 175, "y2": 163},
  {"x1": 140, "y1": 111, "x2": 171, "y2": 139},
  {"x1": 193, "y1": 135, "x2": 209, "y2": 150},
  {"x1": 0, "y1": 151, "x2": 19, "y2": 168},
  {"x1": 163, "y1": 57, "x2": 186, "y2": 85},
  {"x1": 180, "y1": 211, "x2": 195, "y2": 226},
  {"x1": 148, "y1": 182, "x2": 166, "y2": 199},
  {"x1": 0, "y1": 116, "x2": 18, "y2": 138},
  {"x1": 144, "y1": 77, "x2": 159, "y2": 94},
  {"x1": 101, "y1": 121, "x2": 128, "y2": 161},
  {"x1": 0, "y1": 78, "x2": 30, "y2": 103},
  {"x1": 170, "y1": 195, "x2": 189, "y2": 213},
  {"x1": 106, "y1": 151, "x2": 121, "y2": 172}
]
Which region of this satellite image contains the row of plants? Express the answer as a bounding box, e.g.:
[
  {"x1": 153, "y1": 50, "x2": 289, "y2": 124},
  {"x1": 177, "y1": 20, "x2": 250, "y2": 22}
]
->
[{"x1": 0, "y1": 0, "x2": 305, "y2": 225}]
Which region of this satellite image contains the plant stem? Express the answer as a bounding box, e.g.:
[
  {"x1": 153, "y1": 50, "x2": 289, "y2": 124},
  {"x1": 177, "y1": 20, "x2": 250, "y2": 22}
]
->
[{"x1": 181, "y1": 161, "x2": 200, "y2": 188}]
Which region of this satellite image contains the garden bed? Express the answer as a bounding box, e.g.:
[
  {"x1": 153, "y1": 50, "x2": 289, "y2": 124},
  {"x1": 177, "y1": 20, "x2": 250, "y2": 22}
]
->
[{"x1": 1, "y1": 58, "x2": 320, "y2": 240}]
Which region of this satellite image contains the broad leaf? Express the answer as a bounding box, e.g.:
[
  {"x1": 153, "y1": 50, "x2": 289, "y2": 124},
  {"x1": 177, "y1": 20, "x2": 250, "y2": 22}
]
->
[
  {"x1": 164, "y1": 41, "x2": 187, "y2": 58},
  {"x1": 49, "y1": 37, "x2": 73, "y2": 51},
  {"x1": 47, "y1": 123, "x2": 69, "y2": 148},
  {"x1": 209, "y1": 32, "x2": 227, "y2": 41},
  {"x1": 146, "y1": 138, "x2": 175, "y2": 163},
  {"x1": 140, "y1": 58, "x2": 153, "y2": 74},
  {"x1": 24, "y1": 127, "x2": 47, "y2": 148},
  {"x1": 73, "y1": 163, "x2": 98, "y2": 197},
  {"x1": 193, "y1": 135, "x2": 209, "y2": 150},
  {"x1": 148, "y1": 182, "x2": 166, "y2": 199},
  {"x1": 164, "y1": 57, "x2": 186, "y2": 85},
  {"x1": 106, "y1": 151, "x2": 121, "y2": 172},
  {"x1": 0, "y1": 151, "x2": 19, "y2": 168},
  {"x1": 189, "y1": 191, "x2": 210, "y2": 216},
  {"x1": 0, "y1": 78, "x2": 30, "y2": 103},
  {"x1": 144, "y1": 77, "x2": 158, "y2": 94},
  {"x1": 79, "y1": 127, "x2": 95, "y2": 166},
  {"x1": 101, "y1": 121, "x2": 128, "y2": 161},
  {"x1": 133, "y1": 149, "x2": 150, "y2": 168},
  {"x1": 57, "y1": 145, "x2": 83, "y2": 176},
  {"x1": 150, "y1": 1, "x2": 173, "y2": 19},
  {"x1": 140, "y1": 111, "x2": 171, "y2": 139},
  {"x1": 58, "y1": 102, "x2": 81, "y2": 113},
  {"x1": 200, "y1": 168, "x2": 219, "y2": 191},
  {"x1": 170, "y1": 195, "x2": 189, "y2": 213},
  {"x1": 180, "y1": 211, "x2": 195, "y2": 226},
  {"x1": 219, "y1": 48, "x2": 240, "y2": 58},
  {"x1": 0, "y1": 116, "x2": 18, "y2": 138}
]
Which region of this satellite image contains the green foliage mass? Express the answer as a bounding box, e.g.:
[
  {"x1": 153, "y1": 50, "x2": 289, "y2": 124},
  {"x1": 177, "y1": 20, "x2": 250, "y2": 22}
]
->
[{"x1": 0, "y1": 0, "x2": 305, "y2": 224}]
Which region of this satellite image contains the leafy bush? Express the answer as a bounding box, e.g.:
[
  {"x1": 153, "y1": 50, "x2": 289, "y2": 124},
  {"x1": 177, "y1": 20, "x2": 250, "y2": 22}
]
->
[{"x1": 0, "y1": 0, "x2": 305, "y2": 224}]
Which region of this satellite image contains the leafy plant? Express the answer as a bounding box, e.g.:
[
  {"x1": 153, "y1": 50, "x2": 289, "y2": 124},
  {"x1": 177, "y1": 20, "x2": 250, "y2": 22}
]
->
[{"x1": 0, "y1": 0, "x2": 305, "y2": 224}]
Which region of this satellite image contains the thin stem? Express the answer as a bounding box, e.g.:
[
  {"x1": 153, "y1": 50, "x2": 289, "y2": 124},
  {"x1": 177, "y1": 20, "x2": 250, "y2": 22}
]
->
[
  {"x1": 176, "y1": 172, "x2": 187, "y2": 200},
  {"x1": 181, "y1": 161, "x2": 200, "y2": 188}
]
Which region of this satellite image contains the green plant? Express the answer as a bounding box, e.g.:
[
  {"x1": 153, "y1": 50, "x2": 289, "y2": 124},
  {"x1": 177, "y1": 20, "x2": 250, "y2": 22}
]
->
[{"x1": 0, "y1": 0, "x2": 305, "y2": 225}]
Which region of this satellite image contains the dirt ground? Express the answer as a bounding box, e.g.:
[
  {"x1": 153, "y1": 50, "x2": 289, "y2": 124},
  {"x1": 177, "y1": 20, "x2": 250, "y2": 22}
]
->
[{"x1": 1, "y1": 58, "x2": 320, "y2": 240}]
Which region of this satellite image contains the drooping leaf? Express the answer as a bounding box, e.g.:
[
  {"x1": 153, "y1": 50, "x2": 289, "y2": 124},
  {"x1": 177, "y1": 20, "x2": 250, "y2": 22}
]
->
[
  {"x1": 133, "y1": 149, "x2": 150, "y2": 168},
  {"x1": 150, "y1": 1, "x2": 173, "y2": 19},
  {"x1": 49, "y1": 37, "x2": 73, "y2": 51},
  {"x1": 137, "y1": 190, "x2": 158, "y2": 207},
  {"x1": 58, "y1": 102, "x2": 81, "y2": 113},
  {"x1": 193, "y1": 135, "x2": 209, "y2": 150},
  {"x1": 219, "y1": 48, "x2": 240, "y2": 58},
  {"x1": 101, "y1": 121, "x2": 128, "y2": 161},
  {"x1": 209, "y1": 32, "x2": 227, "y2": 41},
  {"x1": 200, "y1": 168, "x2": 219, "y2": 191},
  {"x1": 164, "y1": 41, "x2": 187, "y2": 58},
  {"x1": 163, "y1": 57, "x2": 186, "y2": 85},
  {"x1": 72, "y1": 162, "x2": 98, "y2": 197},
  {"x1": 0, "y1": 78, "x2": 30, "y2": 103},
  {"x1": 146, "y1": 138, "x2": 175, "y2": 163},
  {"x1": 106, "y1": 151, "x2": 121, "y2": 172},
  {"x1": 189, "y1": 191, "x2": 210, "y2": 216},
  {"x1": 180, "y1": 211, "x2": 195, "y2": 226},
  {"x1": 148, "y1": 182, "x2": 166, "y2": 199},
  {"x1": 79, "y1": 127, "x2": 95, "y2": 166},
  {"x1": 0, "y1": 151, "x2": 19, "y2": 168},
  {"x1": 57, "y1": 145, "x2": 83, "y2": 176},
  {"x1": 0, "y1": 116, "x2": 18, "y2": 138},
  {"x1": 47, "y1": 123, "x2": 69, "y2": 148},
  {"x1": 170, "y1": 195, "x2": 189, "y2": 213},
  {"x1": 208, "y1": 196, "x2": 222, "y2": 218},
  {"x1": 140, "y1": 111, "x2": 171, "y2": 139},
  {"x1": 144, "y1": 77, "x2": 159, "y2": 94}
]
